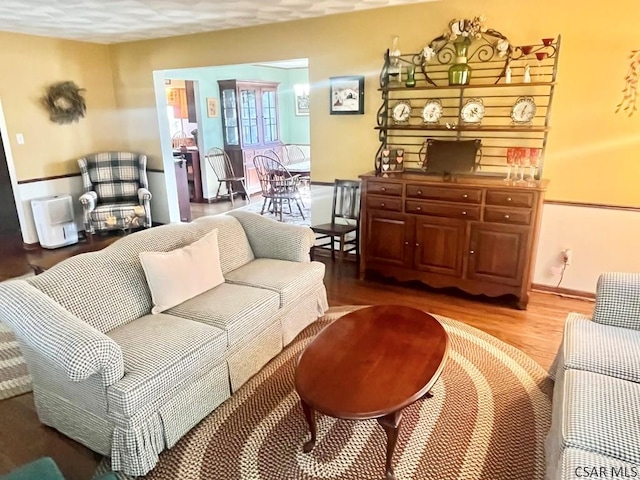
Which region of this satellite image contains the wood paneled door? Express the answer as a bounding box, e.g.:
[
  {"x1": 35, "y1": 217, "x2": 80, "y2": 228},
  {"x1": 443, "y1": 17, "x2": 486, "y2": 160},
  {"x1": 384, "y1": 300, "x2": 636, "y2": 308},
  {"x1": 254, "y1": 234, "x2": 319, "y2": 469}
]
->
[{"x1": 0, "y1": 134, "x2": 20, "y2": 235}]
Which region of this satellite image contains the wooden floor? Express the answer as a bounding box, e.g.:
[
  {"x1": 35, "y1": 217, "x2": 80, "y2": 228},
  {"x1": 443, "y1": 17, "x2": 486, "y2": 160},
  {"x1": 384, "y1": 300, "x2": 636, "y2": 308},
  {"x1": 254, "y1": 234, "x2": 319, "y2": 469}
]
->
[{"x1": 0, "y1": 229, "x2": 594, "y2": 479}]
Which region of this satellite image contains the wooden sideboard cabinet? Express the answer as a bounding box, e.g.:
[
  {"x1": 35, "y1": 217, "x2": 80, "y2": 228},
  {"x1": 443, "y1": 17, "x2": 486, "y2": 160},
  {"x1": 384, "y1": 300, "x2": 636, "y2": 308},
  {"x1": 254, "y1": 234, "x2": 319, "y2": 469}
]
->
[{"x1": 359, "y1": 172, "x2": 549, "y2": 309}]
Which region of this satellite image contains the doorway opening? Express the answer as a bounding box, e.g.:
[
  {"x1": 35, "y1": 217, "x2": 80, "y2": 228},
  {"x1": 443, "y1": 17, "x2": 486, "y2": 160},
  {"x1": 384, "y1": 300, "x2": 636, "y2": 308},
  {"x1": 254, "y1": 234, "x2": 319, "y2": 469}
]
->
[{"x1": 154, "y1": 58, "x2": 310, "y2": 223}]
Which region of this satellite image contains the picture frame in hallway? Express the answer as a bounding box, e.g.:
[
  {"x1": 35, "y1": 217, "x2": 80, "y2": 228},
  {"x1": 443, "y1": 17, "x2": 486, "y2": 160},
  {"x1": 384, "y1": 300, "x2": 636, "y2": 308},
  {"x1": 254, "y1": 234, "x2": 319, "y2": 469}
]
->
[
  {"x1": 206, "y1": 97, "x2": 219, "y2": 118},
  {"x1": 330, "y1": 76, "x2": 364, "y2": 115},
  {"x1": 295, "y1": 93, "x2": 310, "y2": 116}
]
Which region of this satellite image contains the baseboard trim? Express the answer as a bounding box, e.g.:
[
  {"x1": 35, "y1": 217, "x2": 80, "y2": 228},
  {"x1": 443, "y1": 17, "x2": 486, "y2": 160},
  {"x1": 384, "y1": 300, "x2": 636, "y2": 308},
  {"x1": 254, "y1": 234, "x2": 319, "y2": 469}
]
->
[
  {"x1": 531, "y1": 283, "x2": 595, "y2": 301},
  {"x1": 22, "y1": 241, "x2": 40, "y2": 250},
  {"x1": 310, "y1": 181, "x2": 334, "y2": 186}
]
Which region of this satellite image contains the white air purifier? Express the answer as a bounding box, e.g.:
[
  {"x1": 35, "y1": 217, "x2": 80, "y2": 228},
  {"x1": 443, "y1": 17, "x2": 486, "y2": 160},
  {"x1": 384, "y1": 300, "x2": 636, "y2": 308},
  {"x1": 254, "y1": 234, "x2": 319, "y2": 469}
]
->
[{"x1": 31, "y1": 195, "x2": 79, "y2": 249}]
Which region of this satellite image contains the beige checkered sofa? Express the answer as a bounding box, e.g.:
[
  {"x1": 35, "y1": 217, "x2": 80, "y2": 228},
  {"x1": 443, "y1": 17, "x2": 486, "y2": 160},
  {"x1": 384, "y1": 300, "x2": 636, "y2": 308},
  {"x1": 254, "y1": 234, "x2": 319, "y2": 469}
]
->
[
  {"x1": 546, "y1": 273, "x2": 640, "y2": 479},
  {"x1": 0, "y1": 211, "x2": 328, "y2": 476}
]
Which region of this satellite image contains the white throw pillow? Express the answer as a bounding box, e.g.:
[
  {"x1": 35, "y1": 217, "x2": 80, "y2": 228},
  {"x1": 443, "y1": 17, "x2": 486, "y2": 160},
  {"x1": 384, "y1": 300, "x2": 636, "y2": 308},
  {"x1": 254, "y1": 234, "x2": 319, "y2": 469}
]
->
[{"x1": 139, "y1": 229, "x2": 224, "y2": 314}]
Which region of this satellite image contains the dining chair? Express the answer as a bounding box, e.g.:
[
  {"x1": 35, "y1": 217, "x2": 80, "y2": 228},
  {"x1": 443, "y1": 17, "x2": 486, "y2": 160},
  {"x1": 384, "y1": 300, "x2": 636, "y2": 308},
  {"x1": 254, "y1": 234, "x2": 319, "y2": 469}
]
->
[
  {"x1": 264, "y1": 148, "x2": 284, "y2": 164},
  {"x1": 285, "y1": 145, "x2": 310, "y2": 190},
  {"x1": 285, "y1": 145, "x2": 306, "y2": 164},
  {"x1": 253, "y1": 154, "x2": 305, "y2": 222},
  {"x1": 311, "y1": 179, "x2": 361, "y2": 261},
  {"x1": 205, "y1": 147, "x2": 249, "y2": 207},
  {"x1": 171, "y1": 131, "x2": 188, "y2": 149}
]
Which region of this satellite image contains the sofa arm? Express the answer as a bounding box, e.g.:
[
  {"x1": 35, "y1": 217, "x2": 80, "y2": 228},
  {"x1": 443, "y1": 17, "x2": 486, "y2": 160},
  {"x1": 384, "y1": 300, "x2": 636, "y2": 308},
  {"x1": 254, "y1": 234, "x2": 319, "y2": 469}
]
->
[
  {"x1": 79, "y1": 191, "x2": 97, "y2": 211},
  {"x1": 138, "y1": 187, "x2": 152, "y2": 202},
  {"x1": 228, "y1": 210, "x2": 315, "y2": 263},
  {"x1": 592, "y1": 272, "x2": 640, "y2": 330},
  {"x1": 0, "y1": 280, "x2": 124, "y2": 386}
]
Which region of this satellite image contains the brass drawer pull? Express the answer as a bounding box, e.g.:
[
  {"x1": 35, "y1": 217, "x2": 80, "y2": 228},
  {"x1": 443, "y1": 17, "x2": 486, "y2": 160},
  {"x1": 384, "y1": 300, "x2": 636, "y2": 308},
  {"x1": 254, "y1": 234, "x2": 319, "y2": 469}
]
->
[
  {"x1": 380, "y1": 203, "x2": 385, "y2": 207},
  {"x1": 416, "y1": 206, "x2": 422, "y2": 211},
  {"x1": 469, "y1": 250, "x2": 475, "y2": 254},
  {"x1": 463, "y1": 194, "x2": 468, "y2": 199},
  {"x1": 504, "y1": 214, "x2": 510, "y2": 219},
  {"x1": 462, "y1": 211, "x2": 467, "y2": 215},
  {"x1": 416, "y1": 243, "x2": 420, "y2": 247},
  {"x1": 507, "y1": 197, "x2": 512, "y2": 202},
  {"x1": 417, "y1": 190, "x2": 422, "y2": 195},
  {"x1": 381, "y1": 187, "x2": 386, "y2": 192},
  {"x1": 405, "y1": 241, "x2": 409, "y2": 245}
]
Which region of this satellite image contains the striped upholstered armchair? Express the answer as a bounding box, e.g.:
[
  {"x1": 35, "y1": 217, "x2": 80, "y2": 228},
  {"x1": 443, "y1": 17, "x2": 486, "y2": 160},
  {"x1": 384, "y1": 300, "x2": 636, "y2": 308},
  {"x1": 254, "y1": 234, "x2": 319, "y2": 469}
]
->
[{"x1": 78, "y1": 152, "x2": 152, "y2": 235}]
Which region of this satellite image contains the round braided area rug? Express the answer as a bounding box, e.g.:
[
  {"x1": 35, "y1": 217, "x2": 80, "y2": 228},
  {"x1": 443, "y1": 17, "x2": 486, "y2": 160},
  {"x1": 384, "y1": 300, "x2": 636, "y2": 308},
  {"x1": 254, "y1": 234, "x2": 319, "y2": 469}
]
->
[{"x1": 101, "y1": 306, "x2": 552, "y2": 480}]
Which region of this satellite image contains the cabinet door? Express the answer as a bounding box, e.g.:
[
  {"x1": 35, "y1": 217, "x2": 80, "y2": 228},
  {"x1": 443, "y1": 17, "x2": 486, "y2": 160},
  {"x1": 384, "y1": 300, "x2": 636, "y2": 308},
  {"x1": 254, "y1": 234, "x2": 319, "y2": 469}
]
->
[
  {"x1": 261, "y1": 87, "x2": 279, "y2": 144},
  {"x1": 466, "y1": 223, "x2": 529, "y2": 286},
  {"x1": 221, "y1": 88, "x2": 239, "y2": 147},
  {"x1": 414, "y1": 216, "x2": 465, "y2": 276},
  {"x1": 365, "y1": 212, "x2": 413, "y2": 268},
  {"x1": 238, "y1": 87, "x2": 260, "y2": 147},
  {"x1": 241, "y1": 150, "x2": 262, "y2": 194}
]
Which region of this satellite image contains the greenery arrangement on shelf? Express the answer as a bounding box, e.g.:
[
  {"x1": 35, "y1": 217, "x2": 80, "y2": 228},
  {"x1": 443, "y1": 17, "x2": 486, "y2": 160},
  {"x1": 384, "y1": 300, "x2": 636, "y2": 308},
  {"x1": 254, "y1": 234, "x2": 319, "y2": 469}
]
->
[
  {"x1": 41, "y1": 81, "x2": 87, "y2": 124},
  {"x1": 616, "y1": 49, "x2": 640, "y2": 116}
]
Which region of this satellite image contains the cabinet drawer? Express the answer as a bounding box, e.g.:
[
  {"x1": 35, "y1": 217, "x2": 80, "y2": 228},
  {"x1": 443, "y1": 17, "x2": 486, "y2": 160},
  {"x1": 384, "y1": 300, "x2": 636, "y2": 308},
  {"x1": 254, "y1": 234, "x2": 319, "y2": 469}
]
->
[
  {"x1": 367, "y1": 181, "x2": 402, "y2": 196},
  {"x1": 486, "y1": 190, "x2": 535, "y2": 208},
  {"x1": 367, "y1": 195, "x2": 402, "y2": 212},
  {"x1": 484, "y1": 207, "x2": 532, "y2": 225},
  {"x1": 406, "y1": 200, "x2": 480, "y2": 220},
  {"x1": 406, "y1": 185, "x2": 482, "y2": 203}
]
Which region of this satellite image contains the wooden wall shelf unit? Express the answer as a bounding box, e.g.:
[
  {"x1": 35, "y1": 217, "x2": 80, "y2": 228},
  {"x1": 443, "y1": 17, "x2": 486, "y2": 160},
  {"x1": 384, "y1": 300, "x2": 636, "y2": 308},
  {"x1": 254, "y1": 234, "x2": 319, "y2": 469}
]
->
[
  {"x1": 218, "y1": 79, "x2": 283, "y2": 194},
  {"x1": 375, "y1": 36, "x2": 561, "y2": 177},
  {"x1": 359, "y1": 172, "x2": 548, "y2": 309}
]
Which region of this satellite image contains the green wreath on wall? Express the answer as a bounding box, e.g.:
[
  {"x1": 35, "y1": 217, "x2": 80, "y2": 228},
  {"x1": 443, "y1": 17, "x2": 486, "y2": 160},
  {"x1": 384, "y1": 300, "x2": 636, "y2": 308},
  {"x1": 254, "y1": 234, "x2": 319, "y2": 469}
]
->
[{"x1": 41, "y1": 81, "x2": 87, "y2": 124}]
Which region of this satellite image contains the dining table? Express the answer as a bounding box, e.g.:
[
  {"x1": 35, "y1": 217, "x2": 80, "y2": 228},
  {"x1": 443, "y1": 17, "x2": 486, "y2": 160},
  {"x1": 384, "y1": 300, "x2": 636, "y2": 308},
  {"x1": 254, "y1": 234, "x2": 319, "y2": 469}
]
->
[{"x1": 286, "y1": 159, "x2": 310, "y2": 177}]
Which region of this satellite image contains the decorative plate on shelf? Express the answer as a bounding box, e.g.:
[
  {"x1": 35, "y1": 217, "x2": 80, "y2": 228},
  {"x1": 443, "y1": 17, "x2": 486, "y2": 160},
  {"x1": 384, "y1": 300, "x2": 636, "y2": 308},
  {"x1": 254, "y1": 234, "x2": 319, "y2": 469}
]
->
[
  {"x1": 391, "y1": 100, "x2": 412, "y2": 123},
  {"x1": 422, "y1": 99, "x2": 443, "y2": 124},
  {"x1": 511, "y1": 96, "x2": 536, "y2": 124},
  {"x1": 460, "y1": 98, "x2": 485, "y2": 124}
]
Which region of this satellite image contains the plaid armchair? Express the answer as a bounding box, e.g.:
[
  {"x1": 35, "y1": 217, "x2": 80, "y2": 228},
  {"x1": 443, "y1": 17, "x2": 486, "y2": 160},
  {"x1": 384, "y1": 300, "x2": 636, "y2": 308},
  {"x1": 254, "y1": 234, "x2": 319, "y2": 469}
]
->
[{"x1": 78, "y1": 152, "x2": 152, "y2": 234}]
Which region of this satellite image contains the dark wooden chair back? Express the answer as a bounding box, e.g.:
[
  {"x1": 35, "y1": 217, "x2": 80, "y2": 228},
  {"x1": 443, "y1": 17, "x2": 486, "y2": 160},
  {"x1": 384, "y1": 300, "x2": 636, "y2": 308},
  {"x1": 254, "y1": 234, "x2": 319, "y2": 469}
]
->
[{"x1": 332, "y1": 179, "x2": 361, "y2": 224}]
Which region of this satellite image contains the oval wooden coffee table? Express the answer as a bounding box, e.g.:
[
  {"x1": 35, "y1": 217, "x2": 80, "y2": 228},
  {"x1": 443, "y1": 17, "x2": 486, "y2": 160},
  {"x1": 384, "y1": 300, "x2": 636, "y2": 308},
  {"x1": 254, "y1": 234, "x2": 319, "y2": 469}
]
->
[{"x1": 295, "y1": 305, "x2": 449, "y2": 480}]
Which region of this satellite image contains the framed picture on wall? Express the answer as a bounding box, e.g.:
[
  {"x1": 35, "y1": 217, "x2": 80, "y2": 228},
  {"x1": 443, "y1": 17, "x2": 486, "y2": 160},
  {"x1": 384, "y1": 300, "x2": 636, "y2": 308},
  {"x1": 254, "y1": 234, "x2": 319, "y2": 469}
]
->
[
  {"x1": 330, "y1": 75, "x2": 365, "y2": 115},
  {"x1": 206, "y1": 97, "x2": 219, "y2": 118},
  {"x1": 295, "y1": 93, "x2": 310, "y2": 116}
]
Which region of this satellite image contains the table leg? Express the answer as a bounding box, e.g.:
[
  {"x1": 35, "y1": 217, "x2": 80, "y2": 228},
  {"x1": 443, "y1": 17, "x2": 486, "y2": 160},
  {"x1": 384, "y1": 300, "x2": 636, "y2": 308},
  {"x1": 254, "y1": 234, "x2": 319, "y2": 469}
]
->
[
  {"x1": 301, "y1": 399, "x2": 317, "y2": 453},
  {"x1": 378, "y1": 410, "x2": 403, "y2": 480}
]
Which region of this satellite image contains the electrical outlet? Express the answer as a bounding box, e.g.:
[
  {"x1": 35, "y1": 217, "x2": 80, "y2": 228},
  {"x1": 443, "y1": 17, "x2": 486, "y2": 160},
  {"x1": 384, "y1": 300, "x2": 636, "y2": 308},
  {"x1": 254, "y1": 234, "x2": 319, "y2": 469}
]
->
[{"x1": 562, "y1": 249, "x2": 572, "y2": 266}]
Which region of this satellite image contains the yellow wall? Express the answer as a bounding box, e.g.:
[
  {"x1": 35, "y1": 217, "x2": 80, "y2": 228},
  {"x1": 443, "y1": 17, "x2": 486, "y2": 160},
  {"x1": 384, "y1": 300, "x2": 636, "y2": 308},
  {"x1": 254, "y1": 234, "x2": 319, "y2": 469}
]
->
[
  {"x1": 10, "y1": 0, "x2": 639, "y2": 205},
  {"x1": 0, "y1": 32, "x2": 123, "y2": 180}
]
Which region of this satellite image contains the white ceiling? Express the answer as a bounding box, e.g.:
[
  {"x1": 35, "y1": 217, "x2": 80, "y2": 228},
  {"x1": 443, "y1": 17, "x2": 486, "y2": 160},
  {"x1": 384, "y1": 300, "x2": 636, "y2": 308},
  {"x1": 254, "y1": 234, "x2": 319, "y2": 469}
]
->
[{"x1": 0, "y1": 0, "x2": 435, "y2": 44}]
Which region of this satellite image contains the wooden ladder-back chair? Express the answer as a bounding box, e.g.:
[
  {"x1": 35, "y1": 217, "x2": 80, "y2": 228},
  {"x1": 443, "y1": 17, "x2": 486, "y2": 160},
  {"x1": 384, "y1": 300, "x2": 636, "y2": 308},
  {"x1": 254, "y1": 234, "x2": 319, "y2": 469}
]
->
[
  {"x1": 205, "y1": 147, "x2": 249, "y2": 207},
  {"x1": 311, "y1": 179, "x2": 361, "y2": 261}
]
